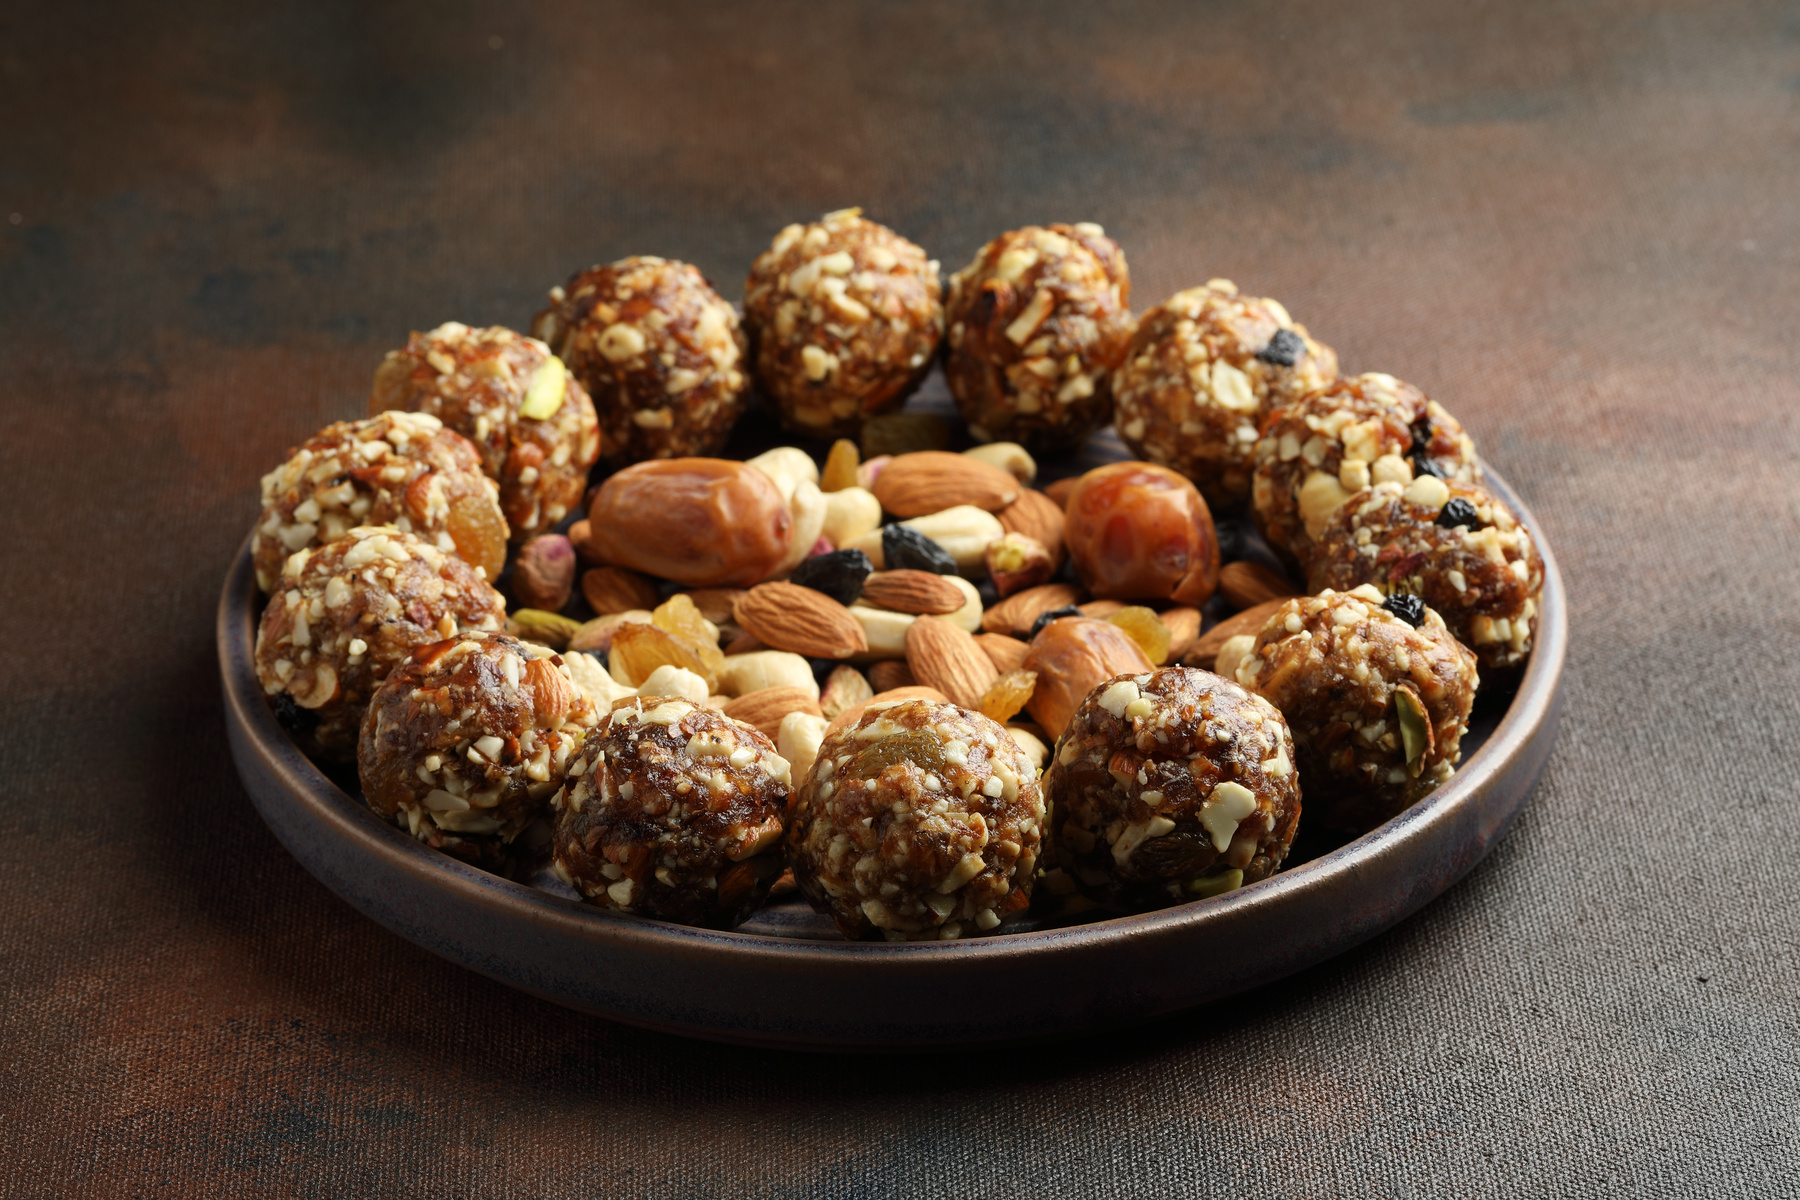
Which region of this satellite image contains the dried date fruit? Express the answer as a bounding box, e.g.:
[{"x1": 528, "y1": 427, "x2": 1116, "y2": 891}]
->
[
  {"x1": 1064, "y1": 461, "x2": 1221, "y2": 605},
  {"x1": 882, "y1": 523, "x2": 958, "y2": 575},
  {"x1": 585, "y1": 458, "x2": 793, "y2": 587},
  {"x1": 1020, "y1": 616, "x2": 1155, "y2": 739},
  {"x1": 789, "y1": 549, "x2": 874, "y2": 606}
]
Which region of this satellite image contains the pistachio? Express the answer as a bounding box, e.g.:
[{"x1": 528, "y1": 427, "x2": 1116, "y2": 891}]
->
[
  {"x1": 518, "y1": 357, "x2": 568, "y2": 420},
  {"x1": 1184, "y1": 868, "x2": 1244, "y2": 898},
  {"x1": 1395, "y1": 685, "x2": 1432, "y2": 776},
  {"x1": 506, "y1": 608, "x2": 583, "y2": 650}
]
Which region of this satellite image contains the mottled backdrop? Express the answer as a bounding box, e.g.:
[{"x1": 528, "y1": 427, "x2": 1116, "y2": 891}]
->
[{"x1": 2, "y1": 1, "x2": 1797, "y2": 1196}]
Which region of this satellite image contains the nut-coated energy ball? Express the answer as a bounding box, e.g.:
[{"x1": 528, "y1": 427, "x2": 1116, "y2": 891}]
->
[
  {"x1": 551, "y1": 695, "x2": 793, "y2": 928},
  {"x1": 1235, "y1": 586, "x2": 1477, "y2": 836},
  {"x1": 1308, "y1": 478, "x2": 1544, "y2": 672},
  {"x1": 252, "y1": 410, "x2": 508, "y2": 591},
  {"x1": 944, "y1": 223, "x2": 1135, "y2": 453},
  {"x1": 1063, "y1": 461, "x2": 1221, "y2": 606},
  {"x1": 788, "y1": 697, "x2": 1045, "y2": 940},
  {"x1": 358, "y1": 633, "x2": 598, "y2": 864},
  {"x1": 532, "y1": 256, "x2": 748, "y2": 464},
  {"x1": 744, "y1": 208, "x2": 943, "y2": 438},
  {"x1": 1113, "y1": 280, "x2": 1338, "y2": 511},
  {"x1": 1251, "y1": 373, "x2": 1479, "y2": 571},
  {"x1": 369, "y1": 322, "x2": 601, "y2": 541},
  {"x1": 1045, "y1": 666, "x2": 1302, "y2": 908},
  {"x1": 255, "y1": 525, "x2": 507, "y2": 757}
]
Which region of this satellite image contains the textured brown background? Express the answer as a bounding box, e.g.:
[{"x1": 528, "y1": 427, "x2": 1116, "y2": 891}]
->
[{"x1": 3, "y1": 1, "x2": 1798, "y2": 1195}]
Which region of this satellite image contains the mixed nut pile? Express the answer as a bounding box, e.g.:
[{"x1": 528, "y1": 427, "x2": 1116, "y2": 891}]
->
[{"x1": 248, "y1": 209, "x2": 1544, "y2": 940}]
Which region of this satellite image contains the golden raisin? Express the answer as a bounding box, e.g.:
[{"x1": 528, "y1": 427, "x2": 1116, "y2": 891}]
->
[
  {"x1": 446, "y1": 491, "x2": 510, "y2": 582},
  {"x1": 820, "y1": 438, "x2": 861, "y2": 493},
  {"x1": 608, "y1": 621, "x2": 719, "y2": 691},
  {"x1": 1107, "y1": 606, "x2": 1172, "y2": 665},
  {"x1": 651, "y1": 593, "x2": 726, "y2": 678},
  {"x1": 978, "y1": 669, "x2": 1038, "y2": 725}
]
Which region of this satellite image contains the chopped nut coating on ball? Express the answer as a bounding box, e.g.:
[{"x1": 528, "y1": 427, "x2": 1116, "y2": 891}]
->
[
  {"x1": 358, "y1": 633, "x2": 598, "y2": 864},
  {"x1": 533, "y1": 256, "x2": 749, "y2": 463},
  {"x1": 369, "y1": 322, "x2": 601, "y2": 541},
  {"x1": 1251, "y1": 373, "x2": 1479, "y2": 570},
  {"x1": 552, "y1": 696, "x2": 793, "y2": 928},
  {"x1": 1308, "y1": 479, "x2": 1544, "y2": 672},
  {"x1": 1114, "y1": 280, "x2": 1338, "y2": 510},
  {"x1": 1045, "y1": 666, "x2": 1302, "y2": 908},
  {"x1": 252, "y1": 410, "x2": 508, "y2": 591},
  {"x1": 788, "y1": 697, "x2": 1045, "y2": 940},
  {"x1": 1235, "y1": 586, "x2": 1477, "y2": 836},
  {"x1": 744, "y1": 208, "x2": 944, "y2": 438},
  {"x1": 255, "y1": 525, "x2": 507, "y2": 757},
  {"x1": 944, "y1": 223, "x2": 1135, "y2": 453}
]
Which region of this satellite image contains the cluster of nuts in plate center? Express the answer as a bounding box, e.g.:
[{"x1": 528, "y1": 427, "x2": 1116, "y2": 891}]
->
[{"x1": 246, "y1": 208, "x2": 1544, "y2": 939}]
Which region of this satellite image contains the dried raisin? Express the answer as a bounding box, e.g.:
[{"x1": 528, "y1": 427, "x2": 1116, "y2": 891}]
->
[
  {"x1": 790, "y1": 549, "x2": 874, "y2": 606},
  {"x1": 883, "y1": 524, "x2": 957, "y2": 574}
]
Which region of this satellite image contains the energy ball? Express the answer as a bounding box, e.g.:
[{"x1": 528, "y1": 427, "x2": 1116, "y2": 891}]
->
[
  {"x1": 551, "y1": 695, "x2": 793, "y2": 928},
  {"x1": 1045, "y1": 666, "x2": 1302, "y2": 908},
  {"x1": 1251, "y1": 373, "x2": 1479, "y2": 571},
  {"x1": 943, "y1": 223, "x2": 1135, "y2": 453},
  {"x1": 369, "y1": 322, "x2": 601, "y2": 541},
  {"x1": 255, "y1": 525, "x2": 507, "y2": 757},
  {"x1": 788, "y1": 697, "x2": 1044, "y2": 940},
  {"x1": 252, "y1": 410, "x2": 508, "y2": 591},
  {"x1": 1235, "y1": 586, "x2": 1478, "y2": 836},
  {"x1": 531, "y1": 256, "x2": 748, "y2": 464},
  {"x1": 358, "y1": 633, "x2": 598, "y2": 865},
  {"x1": 744, "y1": 208, "x2": 944, "y2": 438},
  {"x1": 1113, "y1": 280, "x2": 1338, "y2": 511},
  {"x1": 1308, "y1": 478, "x2": 1545, "y2": 673}
]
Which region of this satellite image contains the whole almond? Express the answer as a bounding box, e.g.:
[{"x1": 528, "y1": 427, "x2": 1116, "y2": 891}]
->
[
  {"x1": 973, "y1": 632, "x2": 1030, "y2": 674},
  {"x1": 721, "y1": 686, "x2": 824, "y2": 738},
  {"x1": 567, "y1": 518, "x2": 604, "y2": 566},
  {"x1": 524, "y1": 656, "x2": 573, "y2": 728},
  {"x1": 1078, "y1": 598, "x2": 1125, "y2": 620},
  {"x1": 980, "y1": 582, "x2": 1084, "y2": 637},
  {"x1": 1044, "y1": 477, "x2": 1079, "y2": 509},
  {"x1": 734, "y1": 581, "x2": 868, "y2": 659},
  {"x1": 997, "y1": 489, "x2": 1066, "y2": 566},
  {"x1": 1161, "y1": 606, "x2": 1202, "y2": 662},
  {"x1": 824, "y1": 685, "x2": 951, "y2": 739},
  {"x1": 583, "y1": 566, "x2": 661, "y2": 615},
  {"x1": 867, "y1": 660, "x2": 916, "y2": 692},
  {"x1": 1219, "y1": 561, "x2": 1299, "y2": 611},
  {"x1": 1185, "y1": 597, "x2": 1293, "y2": 668},
  {"x1": 905, "y1": 616, "x2": 999, "y2": 710},
  {"x1": 871, "y1": 451, "x2": 1020, "y2": 517},
  {"x1": 859, "y1": 569, "x2": 965, "y2": 615}
]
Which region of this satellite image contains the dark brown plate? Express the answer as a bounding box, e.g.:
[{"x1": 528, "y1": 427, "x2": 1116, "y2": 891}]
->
[{"x1": 219, "y1": 463, "x2": 1564, "y2": 1049}]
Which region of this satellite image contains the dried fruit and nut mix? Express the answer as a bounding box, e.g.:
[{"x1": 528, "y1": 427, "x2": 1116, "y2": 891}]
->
[{"x1": 242, "y1": 209, "x2": 1545, "y2": 938}]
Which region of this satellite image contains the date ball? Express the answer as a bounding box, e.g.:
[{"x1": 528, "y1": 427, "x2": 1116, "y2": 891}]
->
[
  {"x1": 1064, "y1": 461, "x2": 1221, "y2": 606},
  {"x1": 1309, "y1": 478, "x2": 1544, "y2": 672},
  {"x1": 944, "y1": 223, "x2": 1135, "y2": 453},
  {"x1": 1113, "y1": 280, "x2": 1338, "y2": 511},
  {"x1": 744, "y1": 207, "x2": 944, "y2": 438},
  {"x1": 255, "y1": 525, "x2": 507, "y2": 757},
  {"x1": 788, "y1": 697, "x2": 1045, "y2": 940},
  {"x1": 369, "y1": 322, "x2": 601, "y2": 541},
  {"x1": 1045, "y1": 666, "x2": 1302, "y2": 908},
  {"x1": 1234, "y1": 586, "x2": 1477, "y2": 836},
  {"x1": 358, "y1": 633, "x2": 598, "y2": 864},
  {"x1": 252, "y1": 410, "x2": 508, "y2": 591},
  {"x1": 551, "y1": 695, "x2": 793, "y2": 928},
  {"x1": 532, "y1": 256, "x2": 748, "y2": 464},
  {"x1": 1251, "y1": 373, "x2": 1479, "y2": 571}
]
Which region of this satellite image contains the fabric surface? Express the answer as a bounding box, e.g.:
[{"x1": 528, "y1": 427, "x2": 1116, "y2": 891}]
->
[{"x1": 2, "y1": 1, "x2": 1797, "y2": 1195}]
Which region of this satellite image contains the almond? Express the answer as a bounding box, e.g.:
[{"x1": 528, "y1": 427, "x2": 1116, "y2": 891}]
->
[
  {"x1": 1044, "y1": 476, "x2": 1079, "y2": 509},
  {"x1": 524, "y1": 657, "x2": 572, "y2": 728},
  {"x1": 980, "y1": 582, "x2": 1084, "y2": 637},
  {"x1": 871, "y1": 450, "x2": 1020, "y2": 517},
  {"x1": 1185, "y1": 597, "x2": 1293, "y2": 668},
  {"x1": 973, "y1": 632, "x2": 1029, "y2": 674},
  {"x1": 733, "y1": 581, "x2": 868, "y2": 659},
  {"x1": 824, "y1": 685, "x2": 950, "y2": 739},
  {"x1": 867, "y1": 660, "x2": 916, "y2": 692},
  {"x1": 1218, "y1": 561, "x2": 1300, "y2": 611},
  {"x1": 582, "y1": 566, "x2": 661, "y2": 615},
  {"x1": 721, "y1": 686, "x2": 824, "y2": 738},
  {"x1": 997, "y1": 489, "x2": 1066, "y2": 566},
  {"x1": 1078, "y1": 598, "x2": 1125, "y2": 621},
  {"x1": 724, "y1": 629, "x2": 767, "y2": 655},
  {"x1": 567, "y1": 518, "x2": 604, "y2": 565},
  {"x1": 818, "y1": 664, "x2": 873, "y2": 719},
  {"x1": 904, "y1": 616, "x2": 999, "y2": 710},
  {"x1": 859, "y1": 569, "x2": 965, "y2": 615},
  {"x1": 1161, "y1": 606, "x2": 1202, "y2": 662}
]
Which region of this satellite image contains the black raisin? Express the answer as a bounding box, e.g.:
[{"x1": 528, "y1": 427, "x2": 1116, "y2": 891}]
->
[
  {"x1": 1436, "y1": 497, "x2": 1481, "y2": 529},
  {"x1": 1256, "y1": 328, "x2": 1305, "y2": 367},
  {"x1": 1409, "y1": 417, "x2": 1448, "y2": 478},
  {"x1": 269, "y1": 691, "x2": 319, "y2": 736},
  {"x1": 1215, "y1": 522, "x2": 1247, "y2": 562},
  {"x1": 1029, "y1": 605, "x2": 1085, "y2": 640},
  {"x1": 789, "y1": 549, "x2": 873, "y2": 606},
  {"x1": 1412, "y1": 454, "x2": 1447, "y2": 480},
  {"x1": 1382, "y1": 593, "x2": 1426, "y2": 627},
  {"x1": 882, "y1": 524, "x2": 957, "y2": 575}
]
